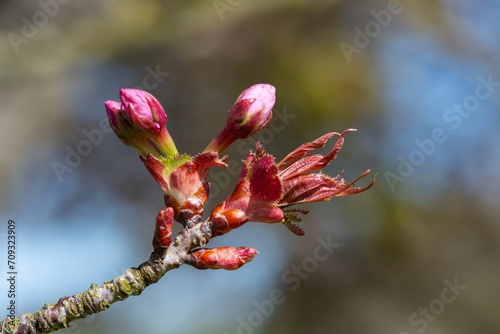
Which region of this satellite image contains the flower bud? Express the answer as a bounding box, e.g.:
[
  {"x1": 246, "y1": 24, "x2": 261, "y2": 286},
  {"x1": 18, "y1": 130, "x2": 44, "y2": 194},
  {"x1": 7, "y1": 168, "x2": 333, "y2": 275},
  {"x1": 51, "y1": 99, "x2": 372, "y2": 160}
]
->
[
  {"x1": 152, "y1": 207, "x2": 174, "y2": 255},
  {"x1": 184, "y1": 246, "x2": 259, "y2": 270},
  {"x1": 205, "y1": 84, "x2": 275, "y2": 153},
  {"x1": 104, "y1": 88, "x2": 178, "y2": 158}
]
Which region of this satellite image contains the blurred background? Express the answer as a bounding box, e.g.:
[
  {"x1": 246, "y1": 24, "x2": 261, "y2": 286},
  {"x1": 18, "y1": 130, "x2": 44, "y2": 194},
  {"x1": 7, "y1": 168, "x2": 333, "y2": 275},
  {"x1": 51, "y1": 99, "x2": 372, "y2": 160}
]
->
[{"x1": 1, "y1": 0, "x2": 500, "y2": 333}]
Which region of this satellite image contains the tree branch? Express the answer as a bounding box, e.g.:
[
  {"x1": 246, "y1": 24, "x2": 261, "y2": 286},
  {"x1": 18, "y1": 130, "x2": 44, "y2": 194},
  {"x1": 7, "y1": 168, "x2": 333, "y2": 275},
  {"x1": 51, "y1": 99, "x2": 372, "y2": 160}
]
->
[{"x1": 0, "y1": 217, "x2": 212, "y2": 334}]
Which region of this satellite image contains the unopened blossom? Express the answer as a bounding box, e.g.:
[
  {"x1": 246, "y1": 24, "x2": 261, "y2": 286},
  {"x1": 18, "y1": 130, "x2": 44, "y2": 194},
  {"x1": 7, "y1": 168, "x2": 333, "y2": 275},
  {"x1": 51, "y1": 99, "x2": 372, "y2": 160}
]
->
[
  {"x1": 205, "y1": 84, "x2": 275, "y2": 153},
  {"x1": 210, "y1": 129, "x2": 373, "y2": 236},
  {"x1": 152, "y1": 207, "x2": 174, "y2": 255},
  {"x1": 184, "y1": 246, "x2": 259, "y2": 270},
  {"x1": 105, "y1": 88, "x2": 177, "y2": 158},
  {"x1": 142, "y1": 152, "x2": 227, "y2": 223}
]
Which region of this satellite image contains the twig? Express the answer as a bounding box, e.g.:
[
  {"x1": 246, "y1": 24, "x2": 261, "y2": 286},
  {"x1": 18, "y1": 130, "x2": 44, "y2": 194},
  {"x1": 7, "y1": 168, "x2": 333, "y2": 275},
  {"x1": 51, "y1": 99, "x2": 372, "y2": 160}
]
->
[{"x1": 0, "y1": 217, "x2": 212, "y2": 334}]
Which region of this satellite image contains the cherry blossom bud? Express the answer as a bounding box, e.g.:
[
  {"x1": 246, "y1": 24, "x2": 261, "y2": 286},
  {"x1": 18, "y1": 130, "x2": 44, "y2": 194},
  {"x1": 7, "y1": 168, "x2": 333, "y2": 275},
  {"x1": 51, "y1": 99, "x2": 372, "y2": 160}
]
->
[
  {"x1": 104, "y1": 88, "x2": 178, "y2": 158},
  {"x1": 184, "y1": 246, "x2": 259, "y2": 270},
  {"x1": 205, "y1": 84, "x2": 275, "y2": 153}
]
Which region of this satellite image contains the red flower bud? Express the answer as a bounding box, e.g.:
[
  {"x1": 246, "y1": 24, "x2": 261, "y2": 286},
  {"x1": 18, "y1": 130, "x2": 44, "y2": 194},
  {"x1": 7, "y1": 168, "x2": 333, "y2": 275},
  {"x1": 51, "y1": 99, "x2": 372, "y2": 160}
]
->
[
  {"x1": 153, "y1": 208, "x2": 174, "y2": 258},
  {"x1": 185, "y1": 246, "x2": 259, "y2": 270},
  {"x1": 152, "y1": 207, "x2": 174, "y2": 253}
]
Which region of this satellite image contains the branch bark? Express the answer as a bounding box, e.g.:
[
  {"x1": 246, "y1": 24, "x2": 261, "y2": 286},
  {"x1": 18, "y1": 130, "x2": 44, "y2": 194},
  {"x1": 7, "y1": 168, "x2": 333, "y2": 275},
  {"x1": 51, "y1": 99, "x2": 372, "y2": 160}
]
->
[{"x1": 1, "y1": 217, "x2": 212, "y2": 334}]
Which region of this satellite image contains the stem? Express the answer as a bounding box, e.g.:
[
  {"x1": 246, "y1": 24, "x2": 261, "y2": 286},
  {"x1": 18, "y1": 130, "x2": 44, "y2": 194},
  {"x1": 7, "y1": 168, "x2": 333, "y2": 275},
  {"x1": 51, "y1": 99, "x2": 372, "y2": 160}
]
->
[
  {"x1": 154, "y1": 128, "x2": 178, "y2": 158},
  {"x1": 204, "y1": 126, "x2": 237, "y2": 153},
  {"x1": 0, "y1": 218, "x2": 212, "y2": 334}
]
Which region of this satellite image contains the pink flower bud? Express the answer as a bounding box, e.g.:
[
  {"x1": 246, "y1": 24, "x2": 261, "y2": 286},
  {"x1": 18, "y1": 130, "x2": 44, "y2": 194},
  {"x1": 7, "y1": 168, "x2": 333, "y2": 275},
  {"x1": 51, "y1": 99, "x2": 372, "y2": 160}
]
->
[
  {"x1": 119, "y1": 88, "x2": 166, "y2": 133},
  {"x1": 185, "y1": 246, "x2": 259, "y2": 270},
  {"x1": 205, "y1": 84, "x2": 275, "y2": 153},
  {"x1": 104, "y1": 88, "x2": 177, "y2": 158}
]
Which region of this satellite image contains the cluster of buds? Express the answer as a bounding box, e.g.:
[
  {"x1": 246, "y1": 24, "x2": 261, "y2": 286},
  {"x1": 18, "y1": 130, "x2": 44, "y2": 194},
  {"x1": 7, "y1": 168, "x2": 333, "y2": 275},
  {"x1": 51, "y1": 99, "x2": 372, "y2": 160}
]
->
[{"x1": 105, "y1": 84, "x2": 373, "y2": 271}]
